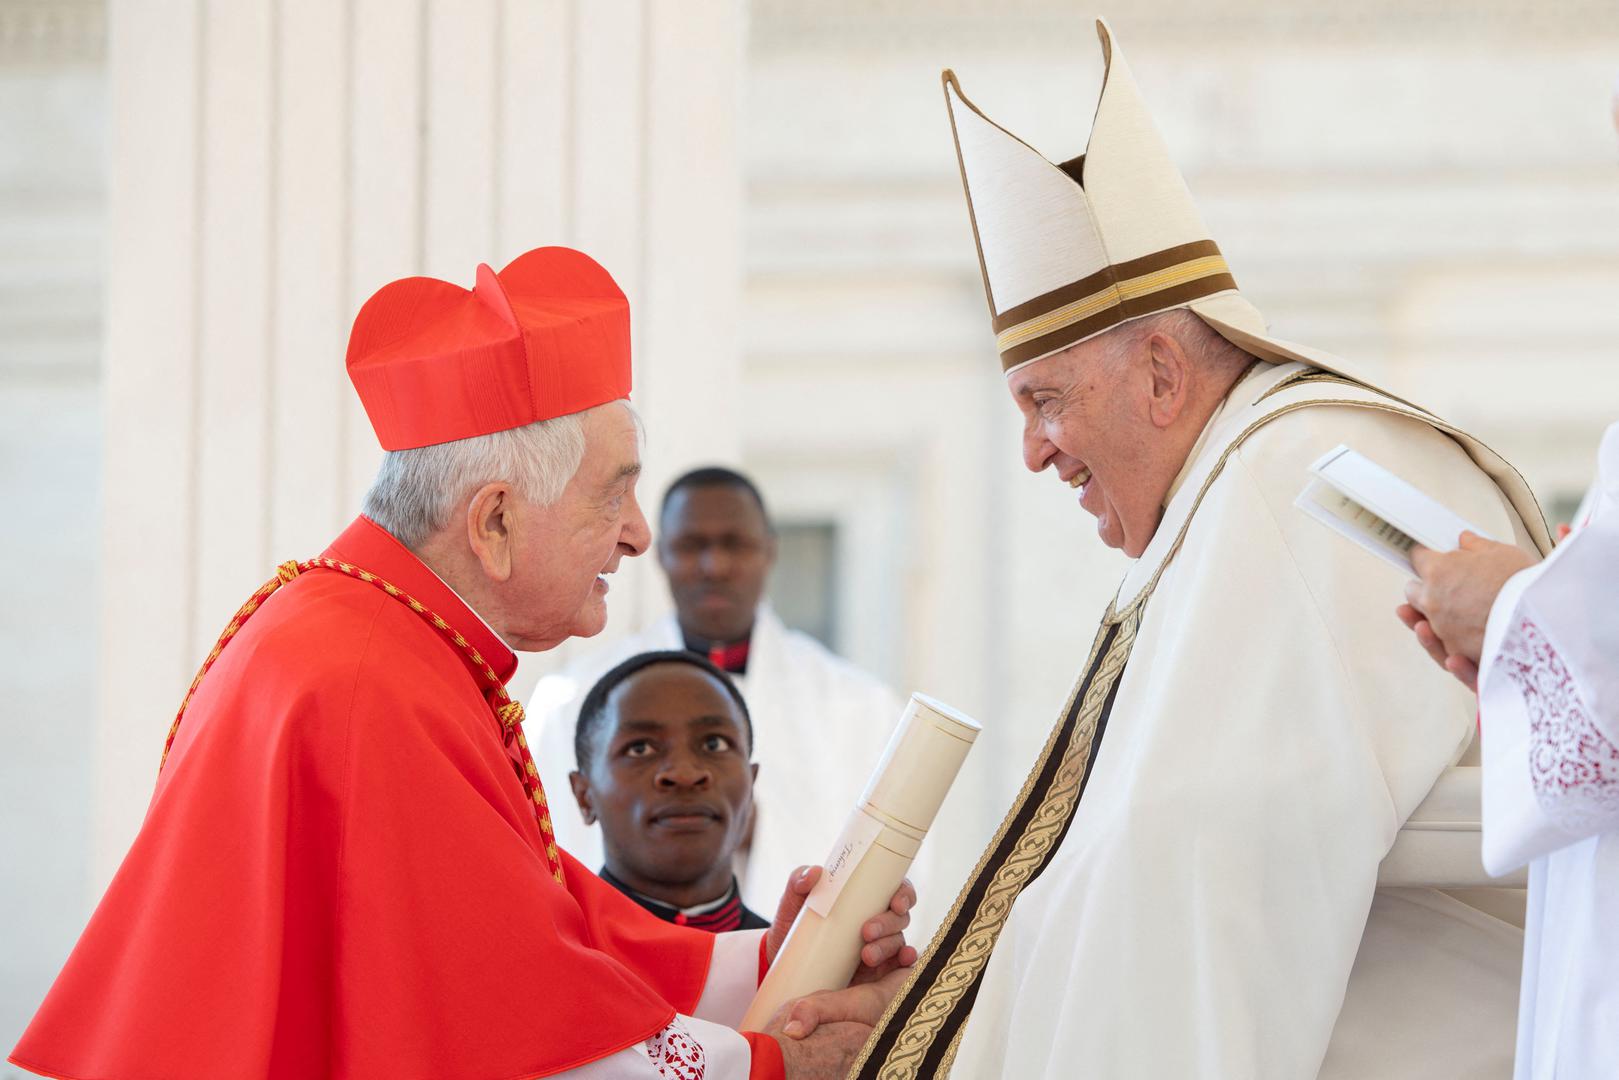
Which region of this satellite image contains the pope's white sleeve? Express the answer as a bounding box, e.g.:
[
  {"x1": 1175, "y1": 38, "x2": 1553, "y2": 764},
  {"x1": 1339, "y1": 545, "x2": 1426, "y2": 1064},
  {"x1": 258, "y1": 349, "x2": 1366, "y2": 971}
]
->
[
  {"x1": 561, "y1": 1015, "x2": 754, "y2": 1079},
  {"x1": 693, "y1": 928, "x2": 768, "y2": 1027}
]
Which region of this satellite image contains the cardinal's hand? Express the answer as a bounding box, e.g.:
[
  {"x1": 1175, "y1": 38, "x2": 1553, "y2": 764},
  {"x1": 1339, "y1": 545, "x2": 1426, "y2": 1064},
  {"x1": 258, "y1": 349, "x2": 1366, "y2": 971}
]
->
[{"x1": 765, "y1": 866, "x2": 918, "y2": 978}]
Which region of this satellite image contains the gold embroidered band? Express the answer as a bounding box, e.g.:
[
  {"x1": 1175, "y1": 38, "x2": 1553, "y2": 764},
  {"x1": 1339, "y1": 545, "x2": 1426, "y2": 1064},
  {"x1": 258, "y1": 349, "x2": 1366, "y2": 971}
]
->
[
  {"x1": 994, "y1": 239, "x2": 1237, "y2": 371},
  {"x1": 851, "y1": 607, "x2": 1138, "y2": 1079}
]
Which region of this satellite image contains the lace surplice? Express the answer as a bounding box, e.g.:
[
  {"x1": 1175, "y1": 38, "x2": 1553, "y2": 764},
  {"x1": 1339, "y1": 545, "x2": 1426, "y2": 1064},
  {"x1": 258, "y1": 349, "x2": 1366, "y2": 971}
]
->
[{"x1": 1497, "y1": 615, "x2": 1619, "y2": 839}]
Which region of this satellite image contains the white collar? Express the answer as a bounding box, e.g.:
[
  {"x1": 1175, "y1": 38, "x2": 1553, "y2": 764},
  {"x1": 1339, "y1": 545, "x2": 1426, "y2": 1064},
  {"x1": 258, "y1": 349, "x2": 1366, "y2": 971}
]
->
[
  {"x1": 1162, "y1": 362, "x2": 1271, "y2": 509},
  {"x1": 424, "y1": 562, "x2": 513, "y2": 650}
]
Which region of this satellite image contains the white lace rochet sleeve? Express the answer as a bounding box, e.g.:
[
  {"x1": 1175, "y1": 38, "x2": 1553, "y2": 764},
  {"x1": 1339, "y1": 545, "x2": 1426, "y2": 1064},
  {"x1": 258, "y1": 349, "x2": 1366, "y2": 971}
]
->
[
  {"x1": 1495, "y1": 615, "x2": 1619, "y2": 839},
  {"x1": 562, "y1": 1014, "x2": 754, "y2": 1079}
]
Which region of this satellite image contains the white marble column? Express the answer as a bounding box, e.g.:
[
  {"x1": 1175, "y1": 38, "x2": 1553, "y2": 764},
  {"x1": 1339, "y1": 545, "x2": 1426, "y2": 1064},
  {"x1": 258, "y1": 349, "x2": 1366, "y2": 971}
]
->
[{"x1": 93, "y1": 0, "x2": 745, "y2": 888}]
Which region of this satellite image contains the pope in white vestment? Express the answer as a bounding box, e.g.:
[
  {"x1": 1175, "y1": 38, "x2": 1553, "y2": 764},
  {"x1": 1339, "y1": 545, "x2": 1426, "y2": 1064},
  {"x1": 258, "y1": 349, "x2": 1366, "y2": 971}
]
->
[
  {"x1": 946, "y1": 364, "x2": 1537, "y2": 1080},
  {"x1": 1472, "y1": 421, "x2": 1619, "y2": 1078},
  {"x1": 851, "y1": 21, "x2": 1553, "y2": 1080},
  {"x1": 532, "y1": 605, "x2": 904, "y2": 905}
]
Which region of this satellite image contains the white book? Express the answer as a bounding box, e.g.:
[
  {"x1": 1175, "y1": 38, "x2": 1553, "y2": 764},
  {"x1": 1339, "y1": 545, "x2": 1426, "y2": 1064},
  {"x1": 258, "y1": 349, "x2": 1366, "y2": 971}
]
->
[{"x1": 1294, "y1": 444, "x2": 1492, "y2": 574}]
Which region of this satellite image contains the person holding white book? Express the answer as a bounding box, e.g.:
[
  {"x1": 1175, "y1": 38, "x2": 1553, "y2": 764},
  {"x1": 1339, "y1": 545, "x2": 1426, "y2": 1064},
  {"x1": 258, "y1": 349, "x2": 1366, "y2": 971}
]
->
[
  {"x1": 1400, "y1": 422, "x2": 1619, "y2": 1079},
  {"x1": 852, "y1": 19, "x2": 1553, "y2": 1080}
]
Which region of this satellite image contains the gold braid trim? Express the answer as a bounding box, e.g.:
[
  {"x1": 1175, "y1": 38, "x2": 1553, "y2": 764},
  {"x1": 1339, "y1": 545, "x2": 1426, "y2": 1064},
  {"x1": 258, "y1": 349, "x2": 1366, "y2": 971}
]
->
[
  {"x1": 851, "y1": 610, "x2": 1136, "y2": 1079},
  {"x1": 156, "y1": 557, "x2": 565, "y2": 885},
  {"x1": 160, "y1": 560, "x2": 306, "y2": 769}
]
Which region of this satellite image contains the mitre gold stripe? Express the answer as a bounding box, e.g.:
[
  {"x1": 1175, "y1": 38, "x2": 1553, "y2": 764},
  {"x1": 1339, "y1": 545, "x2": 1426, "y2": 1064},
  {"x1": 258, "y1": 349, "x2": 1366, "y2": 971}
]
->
[
  {"x1": 996, "y1": 272, "x2": 1238, "y2": 370},
  {"x1": 995, "y1": 254, "x2": 1232, "y2": 354},
  {"x1": 991, "y1": 239, "x2": 1223, "y2": 331}
]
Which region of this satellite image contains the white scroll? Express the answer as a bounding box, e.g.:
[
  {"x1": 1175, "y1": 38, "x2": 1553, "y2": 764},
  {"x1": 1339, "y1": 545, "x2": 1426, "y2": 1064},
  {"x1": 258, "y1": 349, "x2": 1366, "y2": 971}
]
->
[{"x1": 739, "y1": 693, "x2": 981, "y2": 1032}]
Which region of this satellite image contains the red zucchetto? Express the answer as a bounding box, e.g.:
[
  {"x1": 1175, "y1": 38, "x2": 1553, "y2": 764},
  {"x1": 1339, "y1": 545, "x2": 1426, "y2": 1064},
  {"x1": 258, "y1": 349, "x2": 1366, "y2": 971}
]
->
[{"x1": 346, "y1": 245, "x2": 631, "y2": 450}]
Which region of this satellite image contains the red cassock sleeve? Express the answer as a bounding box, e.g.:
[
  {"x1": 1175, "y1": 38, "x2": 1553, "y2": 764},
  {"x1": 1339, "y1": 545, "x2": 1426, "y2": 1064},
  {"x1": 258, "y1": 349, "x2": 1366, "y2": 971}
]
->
[{"x1": 11, "y1": 574, "x2": 716, "y2": 1080}]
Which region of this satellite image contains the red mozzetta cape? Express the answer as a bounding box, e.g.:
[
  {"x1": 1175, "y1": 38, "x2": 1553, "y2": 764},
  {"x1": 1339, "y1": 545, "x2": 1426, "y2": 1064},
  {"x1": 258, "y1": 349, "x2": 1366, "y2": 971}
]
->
[{"x1": 12, "y1": 516, "x2": 716, "y2": 1079}]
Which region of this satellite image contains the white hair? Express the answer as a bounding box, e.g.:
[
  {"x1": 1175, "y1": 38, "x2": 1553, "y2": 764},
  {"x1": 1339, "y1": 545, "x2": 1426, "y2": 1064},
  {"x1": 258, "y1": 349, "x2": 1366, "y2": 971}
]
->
[
  {"x1": 1098, "y1": 307, "x2": 1253, "y2": 374},
  {"x1": 362, "y1": 411, "x2": 588, "y2": 548}
]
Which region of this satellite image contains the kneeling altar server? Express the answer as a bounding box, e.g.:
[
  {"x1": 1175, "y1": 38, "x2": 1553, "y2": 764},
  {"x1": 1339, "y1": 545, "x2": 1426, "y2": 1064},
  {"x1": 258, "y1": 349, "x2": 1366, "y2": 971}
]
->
[
  {"x1": 853, "y1": 20, "x2": 1552, "y2": 1080},
  {"x1": 10, "y1": 247, "x2": 912, "y2": 1080}
]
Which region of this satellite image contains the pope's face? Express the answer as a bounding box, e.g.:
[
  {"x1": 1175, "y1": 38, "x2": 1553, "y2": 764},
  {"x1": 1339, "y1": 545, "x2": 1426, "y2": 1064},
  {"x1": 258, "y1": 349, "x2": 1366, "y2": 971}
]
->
[
  {"x1": 571, "y1": 663, "x2": 756, "y2": 896},
  {"x1": 1008, "y1": 333, "x2": 1167, "y2": 558},
  {"x1": 504, "y1": 402, "x2": 650, "y2": 650}
]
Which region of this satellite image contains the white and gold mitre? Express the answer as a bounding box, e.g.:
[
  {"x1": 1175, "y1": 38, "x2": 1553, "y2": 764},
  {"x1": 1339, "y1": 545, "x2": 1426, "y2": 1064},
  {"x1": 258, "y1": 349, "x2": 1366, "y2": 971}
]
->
[{"x1": 946, "y1": 18, "x2": 1358, "y2": 380}]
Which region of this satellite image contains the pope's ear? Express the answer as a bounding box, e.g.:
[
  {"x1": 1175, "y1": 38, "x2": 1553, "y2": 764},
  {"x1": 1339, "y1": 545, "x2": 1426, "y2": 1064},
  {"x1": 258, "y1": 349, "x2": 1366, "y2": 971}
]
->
[
  {"x1": 1144, "y1": 330, "x2": 1192, "y2": 429},
  {"x1": 465, "y1": 482, "x2": 515, "y2": 582},
  {"x1": 568, "y1": 770, "x2": 596, "y2": 825}
]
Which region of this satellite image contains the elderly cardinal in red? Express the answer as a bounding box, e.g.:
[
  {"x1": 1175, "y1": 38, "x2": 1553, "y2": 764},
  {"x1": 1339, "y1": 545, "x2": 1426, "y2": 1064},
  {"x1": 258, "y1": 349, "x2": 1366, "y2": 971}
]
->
[{"x1": 11, "y1": 247, "x2": 914, "y2": 1080}]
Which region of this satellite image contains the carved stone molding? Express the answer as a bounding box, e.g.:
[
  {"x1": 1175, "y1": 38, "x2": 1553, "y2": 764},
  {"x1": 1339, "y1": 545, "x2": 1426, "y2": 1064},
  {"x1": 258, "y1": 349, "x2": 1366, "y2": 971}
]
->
[
  {"x1": 751, "y1": 0, "x2": 1619, "y2": 53},
  {"x1": 0, "y1": 0, "x2": 106, "y2": 65}
]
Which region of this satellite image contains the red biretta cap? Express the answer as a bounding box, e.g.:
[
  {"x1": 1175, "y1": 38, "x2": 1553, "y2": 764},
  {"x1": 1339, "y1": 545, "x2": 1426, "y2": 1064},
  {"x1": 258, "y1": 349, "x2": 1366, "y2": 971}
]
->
[{"x1": 346, "y1": 246, "x2": 631, "y2": 450}]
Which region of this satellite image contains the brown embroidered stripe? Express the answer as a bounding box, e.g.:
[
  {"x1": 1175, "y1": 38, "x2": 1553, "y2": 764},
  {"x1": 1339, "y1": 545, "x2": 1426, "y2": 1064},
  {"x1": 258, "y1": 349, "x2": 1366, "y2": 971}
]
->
[
  {"x1": 991, "y1": 239, "x2": 1224, "y2": 333},
  {"x1": 998, "y1": 271, "x2": 1237, "y2": 370},
  {"x1": 853, "y1": 617, "x2": 1129, "y2": 1079},
  {"x1": 998, "y1": 257, "x2": 1229, "y2": 352},
  {"x1": 921, "y1": 667, "x2": 1125, "y2": 1078}
]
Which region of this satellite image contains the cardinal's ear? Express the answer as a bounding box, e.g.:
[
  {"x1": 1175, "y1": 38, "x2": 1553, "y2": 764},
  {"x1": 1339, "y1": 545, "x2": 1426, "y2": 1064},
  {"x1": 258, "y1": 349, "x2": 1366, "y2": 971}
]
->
[{"x1": 465, "y1": 482, "x2": 515, "y2": 583}]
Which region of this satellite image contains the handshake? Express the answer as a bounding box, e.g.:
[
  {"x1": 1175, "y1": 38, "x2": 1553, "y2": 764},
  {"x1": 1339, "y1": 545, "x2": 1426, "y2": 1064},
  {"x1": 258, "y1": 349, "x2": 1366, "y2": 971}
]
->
[
  {"x1": 750, "y1": 694, "x2": 978, "y2": 1077},
  {"x1": 756, "y1": 867, "x2": 919, "y2": 1078}
]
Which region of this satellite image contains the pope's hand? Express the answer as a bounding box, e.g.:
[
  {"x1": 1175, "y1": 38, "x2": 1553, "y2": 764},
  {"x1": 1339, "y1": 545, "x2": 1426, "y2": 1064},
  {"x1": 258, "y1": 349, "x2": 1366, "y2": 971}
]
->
[
  {"x1": 1399, "y1": 531, "x2": 1538, "y2": 690},
  {"x1": 765, "y1": 968, "x2": 911, "y2": 1079},
  {"x1": 765, "y1": 866, "x2": 918, "y2": 978}
]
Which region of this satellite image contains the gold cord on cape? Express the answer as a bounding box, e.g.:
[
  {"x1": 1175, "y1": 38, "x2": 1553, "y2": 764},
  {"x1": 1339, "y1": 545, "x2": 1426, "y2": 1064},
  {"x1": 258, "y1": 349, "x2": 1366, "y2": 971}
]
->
[
  {"x1": 156, "y1": 557, "x2": 566, "y2": 885},
  {"x1": 852, "y1": 373, "x2": 1540, "y2": 1078}
]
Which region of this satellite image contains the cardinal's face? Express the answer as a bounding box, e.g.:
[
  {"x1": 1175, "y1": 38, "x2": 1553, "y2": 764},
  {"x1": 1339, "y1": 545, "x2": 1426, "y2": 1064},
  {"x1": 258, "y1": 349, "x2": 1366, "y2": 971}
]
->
[{"x1": 503, "y1": 402, "x2": 650, "y2": 650}]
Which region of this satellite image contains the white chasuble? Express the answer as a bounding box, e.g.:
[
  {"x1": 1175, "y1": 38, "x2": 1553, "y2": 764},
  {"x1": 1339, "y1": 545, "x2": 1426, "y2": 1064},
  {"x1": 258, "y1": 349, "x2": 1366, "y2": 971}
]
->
[
  {"x1": 529, "y1": 607, "x2": 905, "y2": 911},
  {"x1": 1477, "y1": 420, "x2": 1619, "y2": 1080},
  {"x1": 855, "y1": 363, "x2": 1548, "y2": 1080}
]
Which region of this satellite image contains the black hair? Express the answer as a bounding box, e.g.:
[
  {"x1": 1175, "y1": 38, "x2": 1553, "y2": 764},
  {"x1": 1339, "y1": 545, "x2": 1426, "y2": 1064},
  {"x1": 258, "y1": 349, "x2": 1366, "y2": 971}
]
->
[
  {"x1": 659, "y1": 465, "x2": 772, "y2": 530},
  {"x1": 574, "y1": 650, "x2": 754, "y2": 772}
]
